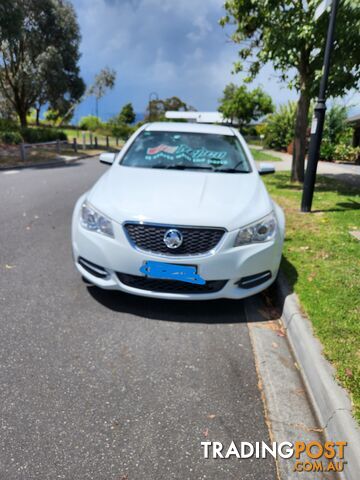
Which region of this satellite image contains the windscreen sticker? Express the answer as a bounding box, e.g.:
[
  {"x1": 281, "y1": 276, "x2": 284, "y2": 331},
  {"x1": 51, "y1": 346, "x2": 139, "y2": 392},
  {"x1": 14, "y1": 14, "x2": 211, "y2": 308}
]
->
[
  {"x1": 145, "y1": 144, "x2": 229, "y2": 165},
  {"x1": 147, "y1": 144, "x2": 178, "y2": 155}
]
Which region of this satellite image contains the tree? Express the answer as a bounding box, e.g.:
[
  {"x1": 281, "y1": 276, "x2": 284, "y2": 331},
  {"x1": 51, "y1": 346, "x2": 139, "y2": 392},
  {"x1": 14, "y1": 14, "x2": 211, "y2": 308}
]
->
[
  {"x1": 0, "y1": 0, "x2": 85, "y2": 127},
  {"x1": 88, "y1": 67, "x2": 116, "y2": 118},
  {"x1": 145, "y1": 96, "x2": 196, "y2": 122},
  {"x1": 118, "y1": 103, "x2": 136, "y2": 124},
  {"x1": 218, "y1": 83, "x2": 274, "y2": 127},
  {"x1": 220, "y1": 0, "x2": 360, "y2": 181},
  {"x1": 78, "y1": 115, "x2": 103, "y2": 132}
]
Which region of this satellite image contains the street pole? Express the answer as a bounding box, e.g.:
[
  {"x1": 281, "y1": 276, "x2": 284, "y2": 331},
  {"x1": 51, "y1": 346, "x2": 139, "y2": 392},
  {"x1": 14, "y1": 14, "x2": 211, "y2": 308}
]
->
[{"x1": 301, "y1": 0, "x2": 339, "y2": 212}]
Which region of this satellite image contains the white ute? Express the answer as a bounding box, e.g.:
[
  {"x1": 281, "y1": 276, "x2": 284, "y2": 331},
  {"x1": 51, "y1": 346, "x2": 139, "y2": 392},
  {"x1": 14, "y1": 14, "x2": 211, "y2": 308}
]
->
[{"x1": 72, "y1": 122, "x2": 285, "y2": 300}]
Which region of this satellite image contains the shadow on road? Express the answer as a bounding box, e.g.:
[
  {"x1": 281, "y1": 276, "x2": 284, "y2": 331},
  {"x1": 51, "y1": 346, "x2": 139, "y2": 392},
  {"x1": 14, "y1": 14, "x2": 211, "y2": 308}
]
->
[{"x1": 86, "y1": 284, "x2": 271, "y2": 324}]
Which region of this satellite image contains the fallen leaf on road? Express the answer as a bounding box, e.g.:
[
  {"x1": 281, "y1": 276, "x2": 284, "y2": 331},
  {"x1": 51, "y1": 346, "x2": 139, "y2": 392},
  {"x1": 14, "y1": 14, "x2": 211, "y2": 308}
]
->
[
  {"x1": 5, "y1": 264, "x2": 15, "y2": 269},
  {"x1": 202, "y1": 428, "x2": 209, "y2": 437},
  {"x1": 207, "y1": 414, "x2": 216, "y2": 420},
  {"x1": 272, "y1": 342, "x2": 279, "y2": 349}
]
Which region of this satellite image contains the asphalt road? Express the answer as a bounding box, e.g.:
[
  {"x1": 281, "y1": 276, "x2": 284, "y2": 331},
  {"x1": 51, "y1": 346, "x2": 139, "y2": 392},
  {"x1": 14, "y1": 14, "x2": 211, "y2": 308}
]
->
[{"x1": 0, "y1": 159, "x2": 277, "y2": 479}]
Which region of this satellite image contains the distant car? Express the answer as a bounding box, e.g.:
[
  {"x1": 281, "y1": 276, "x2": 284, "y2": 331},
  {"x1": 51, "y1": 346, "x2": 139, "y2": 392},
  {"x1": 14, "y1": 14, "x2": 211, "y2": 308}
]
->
[{"x1": 72, "y1": 122, "x2": 285, "y2": 300}]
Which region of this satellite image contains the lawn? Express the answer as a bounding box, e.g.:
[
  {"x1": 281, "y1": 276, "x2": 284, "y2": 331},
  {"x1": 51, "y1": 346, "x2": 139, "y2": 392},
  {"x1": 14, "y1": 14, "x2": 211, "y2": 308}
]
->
[
  {"x1": 263, "y1": 173, "x2": 360, "y2": 421},
  {"x1": 250, "y1": 148, "x2": 281, "y2": 162}
]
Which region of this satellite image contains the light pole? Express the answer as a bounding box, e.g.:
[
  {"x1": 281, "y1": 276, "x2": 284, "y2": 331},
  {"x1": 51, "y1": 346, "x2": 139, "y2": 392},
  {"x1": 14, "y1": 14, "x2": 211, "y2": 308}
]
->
[
  {"x1": 301, "y1": 0, "x2": 339, "y2": 212},
  {"x1": 148, "y1": 91, "x2": 159, "y2": 122}
]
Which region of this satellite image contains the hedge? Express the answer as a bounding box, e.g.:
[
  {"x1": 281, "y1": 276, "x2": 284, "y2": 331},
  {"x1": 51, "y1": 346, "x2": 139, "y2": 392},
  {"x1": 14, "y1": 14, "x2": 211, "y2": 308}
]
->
[
  {"x1": 20, "y1": 127, "x2": 67, "y2": 143},
  {"x1": 0, "y1": 131, "x2": 23, "y2": 145}
]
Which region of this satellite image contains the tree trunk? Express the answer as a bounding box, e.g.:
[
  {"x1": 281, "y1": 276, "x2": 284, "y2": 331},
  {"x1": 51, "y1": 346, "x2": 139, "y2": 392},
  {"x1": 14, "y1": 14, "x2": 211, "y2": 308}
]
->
[
  {"x1": 291, "y1": 89, "x2": 311, "y2": 182},
  {"x1": 18, "y1": 109, "x2": 27, "y2": 128},
  {"x1": 35, "y1": 107, "x2": 41, "y2": 126}
]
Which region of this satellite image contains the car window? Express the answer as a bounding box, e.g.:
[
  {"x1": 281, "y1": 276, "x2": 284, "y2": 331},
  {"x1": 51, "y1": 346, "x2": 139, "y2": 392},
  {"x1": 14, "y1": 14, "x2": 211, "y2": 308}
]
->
[{"x1": 119, "y1": 130, "x2": 251, "y2": 173}]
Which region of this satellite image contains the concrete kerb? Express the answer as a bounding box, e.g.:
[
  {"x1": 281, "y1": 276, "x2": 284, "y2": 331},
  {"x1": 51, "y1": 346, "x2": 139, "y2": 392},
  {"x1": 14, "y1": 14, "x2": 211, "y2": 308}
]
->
[{"x1": 276, "y1": 272, "x2": 360, "y2": 480}]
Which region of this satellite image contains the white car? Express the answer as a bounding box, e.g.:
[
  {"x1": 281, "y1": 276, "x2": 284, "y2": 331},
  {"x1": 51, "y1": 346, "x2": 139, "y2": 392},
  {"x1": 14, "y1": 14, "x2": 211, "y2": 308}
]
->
[{"x1": 72, "y1": 122, "x2": 285, "y2": 300}]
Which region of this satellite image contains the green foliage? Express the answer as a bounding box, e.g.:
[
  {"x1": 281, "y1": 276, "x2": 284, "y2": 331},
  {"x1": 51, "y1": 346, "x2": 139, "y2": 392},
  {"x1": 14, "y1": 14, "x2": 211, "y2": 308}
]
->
[
  {"x1": 221, "y1": 0, "x2": 360, "y2": 180},
  {"x1": 78, "y1": 116, "x2": 103, "y2": 132},
  {"x1": 264, "y1": 102, "x2": 298, "y2": 150},
  {"x1": 221, "y1": 1, "x2": 360, "y2": 98},
  {"x1": 20, "y1": 128, "x2": 67, "y2": 143},
  {"x1": 118, "y1": 103, "x2": 136, "y2": 124},
  {"x1": 323, "y1": 104, "x2": 350, "y2": 144},
  {"x1": 145, "y1": 96, "x2": 195, "y2": 122},
  {"x1": 319, "y1": 140, "x2": 336, "y2": 161},
  {"x1": 0, "y1": 131, "x2": 23, "y2": 145},
  {"x1": 0, "y1": 118, "x2": 19, "y2": 131},
  {"x1": 320, "y1": 104, "x2": 353, "y2": 160},
  {"x1": 87, "y1": 68, "x2": 116, "y2": 100},
  {"x1": 44, "y1": 109, "x2": 61, "y2": 126},
  {"x1": 0, "y1": 0, "x2": 85, "y2": 126},
  {"x1": 332, "y1": 144, "x2": 360, "y2": 164},
  {"x1": 109, "y1": 122, "x2": 135, "y2": 140},
  {"x1": 218, "y1": 83, "x2": 274, "y2": 126}
]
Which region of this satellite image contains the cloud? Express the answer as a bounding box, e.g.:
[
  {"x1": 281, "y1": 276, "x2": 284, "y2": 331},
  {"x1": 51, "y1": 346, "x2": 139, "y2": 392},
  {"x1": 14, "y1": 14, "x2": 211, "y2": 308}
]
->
[{"x1": 71, "y1": 0, "x2": 297, "y2": 120}]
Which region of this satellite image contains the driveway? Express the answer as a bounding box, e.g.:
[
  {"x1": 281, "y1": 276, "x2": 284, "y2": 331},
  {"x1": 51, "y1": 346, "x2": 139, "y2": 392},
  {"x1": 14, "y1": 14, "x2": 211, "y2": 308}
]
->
[{"x1": 0, "y1": 158, "x2": 322, "y2": 479}]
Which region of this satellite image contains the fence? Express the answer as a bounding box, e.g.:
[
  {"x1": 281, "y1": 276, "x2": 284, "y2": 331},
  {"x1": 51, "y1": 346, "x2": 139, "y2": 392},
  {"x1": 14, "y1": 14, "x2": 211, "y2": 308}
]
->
[{"x1": 19, "y1": 135, "x2": 119, "y2": 162}]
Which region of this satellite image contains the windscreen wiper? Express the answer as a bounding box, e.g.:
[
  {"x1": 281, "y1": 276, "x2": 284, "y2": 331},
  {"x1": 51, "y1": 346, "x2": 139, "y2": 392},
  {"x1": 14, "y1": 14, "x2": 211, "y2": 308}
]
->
[
  {"x1": 151, "y1": 164, "x2": 214, "y2": 171},
  {"x1": 214, "y1": 168, "x2": 250, "y2": 173},
  {"x1": 213, "y1": 158, "x2": 250, "y2": 173}
]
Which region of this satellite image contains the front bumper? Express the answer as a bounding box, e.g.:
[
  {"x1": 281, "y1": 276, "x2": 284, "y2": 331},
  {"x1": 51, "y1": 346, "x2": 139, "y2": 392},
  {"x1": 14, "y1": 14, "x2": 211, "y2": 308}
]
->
[{"x1": 72, "y1": 204, "x2": 283, "y2": 300}]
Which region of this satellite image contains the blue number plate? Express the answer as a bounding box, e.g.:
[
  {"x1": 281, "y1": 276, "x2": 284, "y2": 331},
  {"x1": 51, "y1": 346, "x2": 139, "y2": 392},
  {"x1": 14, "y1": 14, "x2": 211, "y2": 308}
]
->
[{"x1": 140, "y1": 261, "x2": 205, "y2": 285}]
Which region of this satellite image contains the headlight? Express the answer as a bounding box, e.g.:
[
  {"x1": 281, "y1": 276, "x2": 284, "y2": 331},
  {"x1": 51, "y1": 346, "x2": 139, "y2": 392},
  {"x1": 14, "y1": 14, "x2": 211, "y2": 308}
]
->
[
  {"x1": 80, "y1": 202, "x2": 114, "y2": 238},
  {"x1": 234, "y1": 212, "x2": 277, "y2": 246}
]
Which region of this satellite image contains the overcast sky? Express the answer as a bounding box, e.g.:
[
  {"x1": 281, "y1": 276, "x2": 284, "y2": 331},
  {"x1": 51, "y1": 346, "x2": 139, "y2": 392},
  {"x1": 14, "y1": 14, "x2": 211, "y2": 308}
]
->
[{"x1": 71, "y1": 0, "x2": 358, "y2": 122}]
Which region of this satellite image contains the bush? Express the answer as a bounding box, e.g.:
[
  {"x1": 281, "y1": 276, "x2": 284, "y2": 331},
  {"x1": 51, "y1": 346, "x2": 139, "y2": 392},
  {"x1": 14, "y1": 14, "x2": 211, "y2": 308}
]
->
[
  {"x1": 264, "y1": 101, "x2": 297, "y2": 150},
  {"x1": 333, "y1": 144, "x2": 360, "y2": 164},
  {"x1": 78, "y1": 115, "x2": 103, "y2": 131},
  {"x1": 0, "y1": 118, "x2": 19, "y2": 131},
  {"x1": 0, "y1": 131, "x2": 23, "y2": 145},
  {"x1": 109, "y1": 122, "x2": 134, "y2": 140},
  {"x1": 320, "y1": 140, "x2": 336, "y2": 161},
  {"x1": 20, "y1": 127, "x2": 67, "y2": 143},
  {"x1": 320, "y1": 104, "x2": 353, "y2": 161},
  {"x1": 323, "y1": 104, "x2": 351, "y2": 145}
]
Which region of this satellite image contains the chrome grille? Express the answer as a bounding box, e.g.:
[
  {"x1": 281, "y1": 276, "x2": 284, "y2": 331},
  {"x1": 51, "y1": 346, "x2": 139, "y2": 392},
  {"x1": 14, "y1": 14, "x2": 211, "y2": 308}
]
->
[{"x1": 123, "y1": 223, "x2": 225, "y2": 256}]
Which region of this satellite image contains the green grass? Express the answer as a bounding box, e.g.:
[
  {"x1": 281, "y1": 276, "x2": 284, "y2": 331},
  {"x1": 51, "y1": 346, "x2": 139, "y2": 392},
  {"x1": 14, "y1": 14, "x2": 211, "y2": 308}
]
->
[
  {"x1": 250, "y1": 148, "x2": 281, "y2": 162},
  {"x1": 263, "y1": 173, "x2": 360, "y2": 421}
]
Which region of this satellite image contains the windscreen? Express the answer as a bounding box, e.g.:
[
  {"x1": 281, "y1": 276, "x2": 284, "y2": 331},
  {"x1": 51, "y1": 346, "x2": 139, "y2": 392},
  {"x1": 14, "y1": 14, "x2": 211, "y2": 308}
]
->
[{"x1": 120, "y1": 130, "x2": 251, "y2": 173}]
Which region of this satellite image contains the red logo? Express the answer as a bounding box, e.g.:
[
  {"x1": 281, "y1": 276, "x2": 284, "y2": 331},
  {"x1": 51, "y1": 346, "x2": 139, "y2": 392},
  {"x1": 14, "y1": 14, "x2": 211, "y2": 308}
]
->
[{"x1": 147, "y1": 144, "x2": 177, "y2": 155}]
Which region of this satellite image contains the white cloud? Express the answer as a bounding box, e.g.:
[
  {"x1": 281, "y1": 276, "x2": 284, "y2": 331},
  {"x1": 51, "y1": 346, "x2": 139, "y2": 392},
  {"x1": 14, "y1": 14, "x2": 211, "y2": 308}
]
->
[{"x1": 71, "y1": 0, "x2": 297, "y2": 118}]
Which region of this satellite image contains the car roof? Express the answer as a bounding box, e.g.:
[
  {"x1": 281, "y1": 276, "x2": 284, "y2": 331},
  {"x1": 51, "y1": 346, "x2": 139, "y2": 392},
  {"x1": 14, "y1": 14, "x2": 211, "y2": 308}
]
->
[{"x1": 144, "y1": 122, "x2": 235, "y2": 136}]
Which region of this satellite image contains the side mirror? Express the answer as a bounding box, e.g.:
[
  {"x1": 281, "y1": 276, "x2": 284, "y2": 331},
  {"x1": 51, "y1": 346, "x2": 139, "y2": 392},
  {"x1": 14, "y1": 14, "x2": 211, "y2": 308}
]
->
[
  {"x1": 258, "y1": 162, "x2": 275, "y2": 175},
  {"x1": 99, "y1": 152, "x2": 116, "y2": 165}
]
